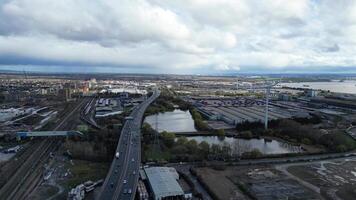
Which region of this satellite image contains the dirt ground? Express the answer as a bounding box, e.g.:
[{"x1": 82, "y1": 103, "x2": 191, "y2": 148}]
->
[
  {"x1": 195, "y1": 164, "x2": 320, "y2": 200},
  {"x1": 28, "y1": 185, "x2": 59, "y2": 200},
  {"x1": 286, "y1": 158, "x2": 356, "y2": 200},
  {"x1": 28, "y1": 151, "x2": 109, "y2": 200},
  {"x1": 195, "y1": 167, "x2": 250, "y2": 200}
]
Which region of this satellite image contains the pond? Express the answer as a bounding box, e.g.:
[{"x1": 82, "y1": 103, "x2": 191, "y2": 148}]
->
[
  {"x1": 186, "y1": 136, "x2": 303, "y2": 155},
  {"x1": 144, "y1": 109, "x2": 197, "y2": 133}
]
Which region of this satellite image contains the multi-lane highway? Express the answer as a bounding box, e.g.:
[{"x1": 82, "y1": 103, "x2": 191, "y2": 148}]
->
[{"x1": 98, "y1": 89, "x2": 160, "y2": 200}]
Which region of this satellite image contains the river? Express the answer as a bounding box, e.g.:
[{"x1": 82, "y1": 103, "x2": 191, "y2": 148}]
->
[
  {"x1": 144, "y1": 109, "x2": 197, "y2": 133},
  {"x1": 186, "y1": 136, "x2": 303, "y2": 155},
  {"x1": 145, "y1": 109, "x2": 302, "y2": 154},
  {"x1": 281, "y1": 80, "x2": 356, "y2": 94}
]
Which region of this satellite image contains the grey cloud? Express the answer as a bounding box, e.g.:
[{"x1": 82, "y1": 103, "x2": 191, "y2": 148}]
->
[
  {"x1": 325, "y1": 44, "x2": 340, "y2": 52},
  {"x1": 0, "y1": 0, "x2": 356, "y2": 73}
]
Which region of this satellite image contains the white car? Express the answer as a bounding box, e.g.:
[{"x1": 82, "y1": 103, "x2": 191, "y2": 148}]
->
[
  {"x1": 115, "y1": 152, "x2": 120, "y2": 159},
  {"x1": 123, "y1": 179, "x2": 127, "y2": 184}
]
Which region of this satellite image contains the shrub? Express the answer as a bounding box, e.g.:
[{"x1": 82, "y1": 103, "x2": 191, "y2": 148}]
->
[
  {"x1": 301, "y1": 138, "x2": 312, "y2": 145},
  {"x1": 160, "y1": 131, "x2": 176, "y2": 148}
]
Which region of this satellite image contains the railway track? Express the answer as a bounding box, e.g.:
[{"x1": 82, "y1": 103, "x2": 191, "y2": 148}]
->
[
  {"x1": 0, "y1": 139, "x2": 58, "y2": 200},
  {"x1": 14, "y1": 139, "x2": 62, "y2": 200},
  {"x1": 0, "y1": 140, "x2": 40, "y2": 188},
  {"x1": 80, "y1": 97, "x2": 101, "y2": 129},
  {"x1": 0, "y1": 98, "x2": 87, "y2": 200}
]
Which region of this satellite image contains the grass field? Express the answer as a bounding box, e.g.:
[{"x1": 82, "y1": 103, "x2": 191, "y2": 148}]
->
[
  {"x1": 144, "y1": 145, "x2": 171, "y2": 162},
  {"x1": 65, "y1": 160, "x2": 109, "y2": 189}
]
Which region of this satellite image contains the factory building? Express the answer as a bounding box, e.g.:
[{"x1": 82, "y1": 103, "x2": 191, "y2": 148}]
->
[
  {"x1": 95, "y1": 98, "x2": 123, "y2": 118},
  {"x1": 144, "y1": 167, "x2": 185, "y2": 200},
  {"x1": 307, "y1": 89, "x2": 319, "y2": 97}
]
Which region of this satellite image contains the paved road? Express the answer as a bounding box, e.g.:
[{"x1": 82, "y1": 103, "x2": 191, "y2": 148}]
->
[{"x1": 98, "y1": 89, "x2": 160, "y2": 200}]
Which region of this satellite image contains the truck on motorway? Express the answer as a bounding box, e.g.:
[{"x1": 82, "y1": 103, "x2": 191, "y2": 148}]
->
[{"x1": 125, "y1": 116, "x2": 134, "y2": 120}]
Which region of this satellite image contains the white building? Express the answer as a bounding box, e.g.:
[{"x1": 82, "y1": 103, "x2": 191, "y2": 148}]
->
[{"x1": 307, "y1": 89, "x2": 319, "y2": 97}]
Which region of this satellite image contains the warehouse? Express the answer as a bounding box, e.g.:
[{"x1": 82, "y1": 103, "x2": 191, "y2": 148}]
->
[
  {"x1": 198, "y1": 105, "x2": 306, "y2": 126},
  {"x1": 144, "y1": 167, "x2": 185, "y2": 200}
]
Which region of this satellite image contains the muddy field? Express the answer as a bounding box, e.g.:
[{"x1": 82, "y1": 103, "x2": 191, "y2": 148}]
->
[
  {"x1": 194, "y1": 167, "x2": 249, "y2": 200},
  {"x1": 28, "y1": 151, "x2": 109, "y2": 200},
  {"x1": 286, "y1": 158, "x2": 356, "y2": 200},
  {"x1": 195, "y1": 164, "x2": 320, "y2": 200}
]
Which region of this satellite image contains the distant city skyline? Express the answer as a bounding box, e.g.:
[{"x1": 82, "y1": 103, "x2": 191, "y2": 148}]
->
[
  {"x1": 2, "y1": 65, "x2": 356, "y2": 75},
  {"x1": 1, "y1": 0, "x2": 356, "y2": 74}
]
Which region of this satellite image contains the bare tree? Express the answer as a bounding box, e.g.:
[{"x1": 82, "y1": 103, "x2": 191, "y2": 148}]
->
[{"x1": 232, "y1": 139, "x2": 251, "y2": 159}]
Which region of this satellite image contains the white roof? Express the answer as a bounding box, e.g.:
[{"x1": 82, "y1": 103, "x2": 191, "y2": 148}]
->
[
  {"x1": 100, "y1": 88, "x2": 147, "y2": 95},
  {"x1": 145, "y1": 167, "x2": 184, "y2": 199}
]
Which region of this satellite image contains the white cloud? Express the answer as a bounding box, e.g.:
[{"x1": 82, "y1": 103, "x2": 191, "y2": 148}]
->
[{"x1": 0, "y1": 0, "x2": 356, "y2": 73}]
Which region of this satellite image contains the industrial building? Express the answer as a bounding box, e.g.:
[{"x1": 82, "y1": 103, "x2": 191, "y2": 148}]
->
[
  {"x1": 197, "y1": 105, "x2": 307, "y2": 126},
  {"x1": 100, "y1": 87, "x2": 147, "y2": 95},
  {"x1": 0, "y1": 107, "x2": 35, "y2": 122},
  {"x1": 144, "y1": 167, "x2": 186, "y2": 200},
  {"x1": 95, "y1": 98, "x2": 123, "y2": 118},
  {"x1": 190, "y1": 96, "x2": 312, "y2": 126}
]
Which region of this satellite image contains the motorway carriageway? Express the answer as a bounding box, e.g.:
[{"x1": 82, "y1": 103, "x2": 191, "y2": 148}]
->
[{"x1": 98, "y1": 89, "x2": 160, "y2": 200}]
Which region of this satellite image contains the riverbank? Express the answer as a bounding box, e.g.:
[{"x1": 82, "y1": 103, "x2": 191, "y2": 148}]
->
[
  {"x1": 144, "y1": 89, "x2": 191, "y2": 116},
  {"x1": 175, "y1": 131, "x2": 324, "y2": 153},
  {"x1": 144, "y1": 109, "x2": 197, "y2": 133},
  {"x1": 280, "y1": 81, "x2": 356, "y2": 94}
]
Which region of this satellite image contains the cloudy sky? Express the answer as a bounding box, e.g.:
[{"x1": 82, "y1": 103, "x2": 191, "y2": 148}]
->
[{"x1": 1, "y1": 0, "x2": 356, "y2": 74}]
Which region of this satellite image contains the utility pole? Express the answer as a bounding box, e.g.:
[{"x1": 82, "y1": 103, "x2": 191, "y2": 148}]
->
[{"x1": 264, "y1": 86, "x2": 270, "y2": 130}]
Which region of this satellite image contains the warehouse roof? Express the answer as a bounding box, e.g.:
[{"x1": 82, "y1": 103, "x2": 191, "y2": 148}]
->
[{"x1": 144, "y1": 167, "x2": 184, "y2": 199}]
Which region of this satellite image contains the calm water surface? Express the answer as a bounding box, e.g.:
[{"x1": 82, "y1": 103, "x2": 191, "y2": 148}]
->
[
  {"x1": 144, "y1": 109, "x2": 197, "y2": 133},
  {"x1": 145, "y1": 110, "x2": 302, "y2": 154},
  {"x1": 281, "y1": 81, "x2": 356, "y2": 94},
  {"x1": 187, "y1": 136, "x2": 302, "y2": 155}
]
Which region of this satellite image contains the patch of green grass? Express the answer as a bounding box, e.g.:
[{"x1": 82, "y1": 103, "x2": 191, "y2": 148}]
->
[
  {"x1": 144, "y1": 146, "x2": 171, "y2": 162},
  {"x1": 65, "y1": 160, "x2": 109, "y2": 189}
]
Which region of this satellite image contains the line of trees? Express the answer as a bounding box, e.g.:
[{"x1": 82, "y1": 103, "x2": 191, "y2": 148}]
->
[
  {"x1": 142, "y1": 122, "x2": 263, "y2": 162},
  {"x1": 259, "y1": 119, "x2": 356, "y2": 152},
  {"x1": 145, "y1": 88, "x2": 193, "y2": 115},
  {"x1": 160, "y1": 131, "x2": 262, "y2": 161},
  {"x1": 190, "y1": 108, "x2": 209, "y2": 131},
  {"x1": 66, "y1": 126, "x2": 120, "y2": 161}
]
